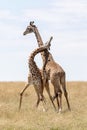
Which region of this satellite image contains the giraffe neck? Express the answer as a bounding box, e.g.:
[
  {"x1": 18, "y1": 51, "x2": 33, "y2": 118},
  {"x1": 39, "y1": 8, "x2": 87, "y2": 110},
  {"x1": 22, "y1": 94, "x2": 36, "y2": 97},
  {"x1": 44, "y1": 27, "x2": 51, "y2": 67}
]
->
[
  {"x1": 33, "y1": 26, "x2": 55, "y2": 64},
  {"x1": 34, "y1": 27, "x2": 43, "y2": 47},
  {"x1": 34, "y1": 27, "x2": 47, "y2": 63},
  {"x1": 29, "y1": 45, "x2": 49, "y2": 76}
]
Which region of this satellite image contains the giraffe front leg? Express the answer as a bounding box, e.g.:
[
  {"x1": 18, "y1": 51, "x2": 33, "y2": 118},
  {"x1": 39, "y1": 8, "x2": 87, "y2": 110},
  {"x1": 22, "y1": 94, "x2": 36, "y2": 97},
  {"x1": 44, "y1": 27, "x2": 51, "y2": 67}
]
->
[
  {"x1": 41, "y1": 94, "x2": 47, "y2": 112},
  {"x1": 34, "y1": 87, "x2": 40, "y2": 108},
  {"x1": 19, "y1": 83, "x2": 29, "y2": 110},
  {"x1": 36, "y1": 95, "x2": 40, "y2": 108}
]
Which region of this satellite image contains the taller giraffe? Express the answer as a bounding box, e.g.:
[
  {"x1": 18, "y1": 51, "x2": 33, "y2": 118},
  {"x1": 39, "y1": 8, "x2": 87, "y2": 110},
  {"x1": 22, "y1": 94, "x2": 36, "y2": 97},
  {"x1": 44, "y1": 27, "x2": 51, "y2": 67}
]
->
[
  {"x1": 23, "y1": 21, "x2": 71, "y2": 112},
  {"x1": 19, "y1": 37, "x2": 56, "y2": 110}
]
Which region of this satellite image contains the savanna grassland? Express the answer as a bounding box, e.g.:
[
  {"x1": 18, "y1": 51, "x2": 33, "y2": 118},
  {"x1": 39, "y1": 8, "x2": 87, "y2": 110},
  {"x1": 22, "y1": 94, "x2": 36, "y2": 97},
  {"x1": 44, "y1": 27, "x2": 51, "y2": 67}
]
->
[{"x1": 0, "y1": 81, "x2": 87, "y2": 130}]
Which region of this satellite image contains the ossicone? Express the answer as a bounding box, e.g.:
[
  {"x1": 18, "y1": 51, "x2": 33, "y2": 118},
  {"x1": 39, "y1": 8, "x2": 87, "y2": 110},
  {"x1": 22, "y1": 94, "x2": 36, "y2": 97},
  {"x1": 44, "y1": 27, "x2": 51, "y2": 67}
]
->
[{"x1": 30, "y1": 21, "x2": 34, "y2": 26}]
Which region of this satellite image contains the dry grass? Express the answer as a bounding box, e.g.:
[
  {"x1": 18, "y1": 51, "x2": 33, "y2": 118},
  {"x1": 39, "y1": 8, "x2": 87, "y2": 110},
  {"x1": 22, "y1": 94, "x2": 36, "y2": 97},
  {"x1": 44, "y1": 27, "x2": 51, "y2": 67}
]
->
[{"x1": 0, "y1": 81, "x2": 87, "y2": 130}]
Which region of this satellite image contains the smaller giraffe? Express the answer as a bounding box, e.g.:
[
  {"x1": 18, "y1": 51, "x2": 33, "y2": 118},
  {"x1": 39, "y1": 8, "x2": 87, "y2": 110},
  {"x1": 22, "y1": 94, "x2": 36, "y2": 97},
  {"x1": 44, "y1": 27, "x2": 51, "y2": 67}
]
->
[{"x1": 19, "y1": 37, "x2": 53, "y2": 110}]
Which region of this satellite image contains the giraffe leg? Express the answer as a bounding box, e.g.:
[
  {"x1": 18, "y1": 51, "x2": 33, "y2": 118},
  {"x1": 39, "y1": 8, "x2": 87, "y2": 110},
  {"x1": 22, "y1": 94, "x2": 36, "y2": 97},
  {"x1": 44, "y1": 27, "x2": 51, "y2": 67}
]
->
[
  {"x1": 51, "y1": 76, "x2": 63, "y2": 112},
  {"x1": 53, "y1": 90, "x2": 62, "y2": 112},
  {"x1": 38, "y1": 84, "x2": 47, "y2": 111},
  {"x1": 36, "y1": 94, "x2": 40, "y2": 107},
  {"x1": 34, "y1": 86, "x2": 41, "y2": 108},
  {"x1": 52, "y1": 93, "x2": 58, "y2": 101},
  {"x1": 45, "y1": 81, "x2": 56, "y2": 110},
  {"x1": 50, "y1": 84, "x2": 60, "y2": 112},
  {"x1": 41, "y1": 94, "x2": 48, "y2": 112},
  {"x1": 53, "y1": 90, "x2": 60, "y2": 112},
  {"x1": 36, "y1": 93, "x2": 46, "y2": 111},
  {"x1": 62, "y1": 85, "x2": 71, "y2": 110},
  {"x1": 58, "y1": 90, "x2": 62, "y2": 112},
  {"x1": 19, "y1": 83, "x2": 29, "y2": 110},
  {"x1": 61, "y1": 76, "x2": 71, "y2": 111}
]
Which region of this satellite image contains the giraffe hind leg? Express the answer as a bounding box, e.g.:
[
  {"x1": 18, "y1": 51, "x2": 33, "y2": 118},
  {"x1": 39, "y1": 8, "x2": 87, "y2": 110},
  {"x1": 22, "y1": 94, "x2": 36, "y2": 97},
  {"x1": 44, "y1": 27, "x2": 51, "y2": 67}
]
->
[
  {"x1": 61, "y1": 76, "x2": 71, "y2": 111},
  {"x1": 64, "y1": 89, "x2": 71, "y2": 110},
  {"x1": 58, "y1": 91, "x2": 62, "y2": 112},
  {"x1": 51, "y1": 76, "x2": 63, "y2": 112},
  {"x1": 45, "y1": 81, "x2": 56, "y2": 110}
]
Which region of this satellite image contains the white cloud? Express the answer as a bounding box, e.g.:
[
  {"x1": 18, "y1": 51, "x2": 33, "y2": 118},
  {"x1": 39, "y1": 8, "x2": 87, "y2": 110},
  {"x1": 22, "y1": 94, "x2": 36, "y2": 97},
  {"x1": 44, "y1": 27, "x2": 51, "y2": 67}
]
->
[
  {"x1": 22, "y1": 9, "x2": 56, "y2": 23},
  {"x1": 51, "y1": 0, "x2": 87, "y2": 13},
  {"x1": 22, "y1": 0, "x2": 87, "y2": 22},
  {"x1": 0, "y1": 10, "x2": 19, "y2": 20}
]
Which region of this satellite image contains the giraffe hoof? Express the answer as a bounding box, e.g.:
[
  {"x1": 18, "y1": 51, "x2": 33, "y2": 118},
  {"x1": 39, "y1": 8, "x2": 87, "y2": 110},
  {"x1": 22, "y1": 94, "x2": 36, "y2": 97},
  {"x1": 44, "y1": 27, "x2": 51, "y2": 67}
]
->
[
  {"x1": 43, "y1": 108, "x2": 46, "y2": 112},
  {"x1": 58, "y1": 108, "x2": 62, "y2": 113}
]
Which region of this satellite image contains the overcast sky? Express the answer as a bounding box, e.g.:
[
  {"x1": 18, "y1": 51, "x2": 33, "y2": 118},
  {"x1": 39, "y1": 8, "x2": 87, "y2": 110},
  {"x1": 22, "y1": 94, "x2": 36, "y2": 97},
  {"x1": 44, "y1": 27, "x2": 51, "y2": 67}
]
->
[{"x1": 0, "y1": 0, "x2": 87, "y2": 81}]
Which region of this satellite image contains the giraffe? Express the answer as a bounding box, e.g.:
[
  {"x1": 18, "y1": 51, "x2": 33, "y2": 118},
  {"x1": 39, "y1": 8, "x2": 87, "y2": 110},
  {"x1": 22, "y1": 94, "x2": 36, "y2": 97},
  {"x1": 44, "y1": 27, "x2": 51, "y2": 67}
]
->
[
  {"x1": 19, "y1": 37, "x2": 56, "y2": 110},
  {"x1": 23, "y1": 21, "x2": 71, "y2": 112}
]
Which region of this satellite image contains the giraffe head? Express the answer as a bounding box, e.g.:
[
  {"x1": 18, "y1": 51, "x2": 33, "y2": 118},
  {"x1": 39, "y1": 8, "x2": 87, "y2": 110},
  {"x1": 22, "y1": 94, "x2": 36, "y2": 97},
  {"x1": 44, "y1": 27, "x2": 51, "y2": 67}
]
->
[
  {"x1": 45, "y1": 36, "x2": 53, "y2": 50},
  {"x1": 23, "y1": 21, "x2": 36, "y2": 35}
]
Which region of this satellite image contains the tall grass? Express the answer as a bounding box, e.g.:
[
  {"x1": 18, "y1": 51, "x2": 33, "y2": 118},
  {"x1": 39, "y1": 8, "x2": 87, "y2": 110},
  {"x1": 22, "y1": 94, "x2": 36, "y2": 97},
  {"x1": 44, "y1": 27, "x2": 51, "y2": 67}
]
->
[{"x1": 0, "y1": 81, "x2": 87, "y2": 130}]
